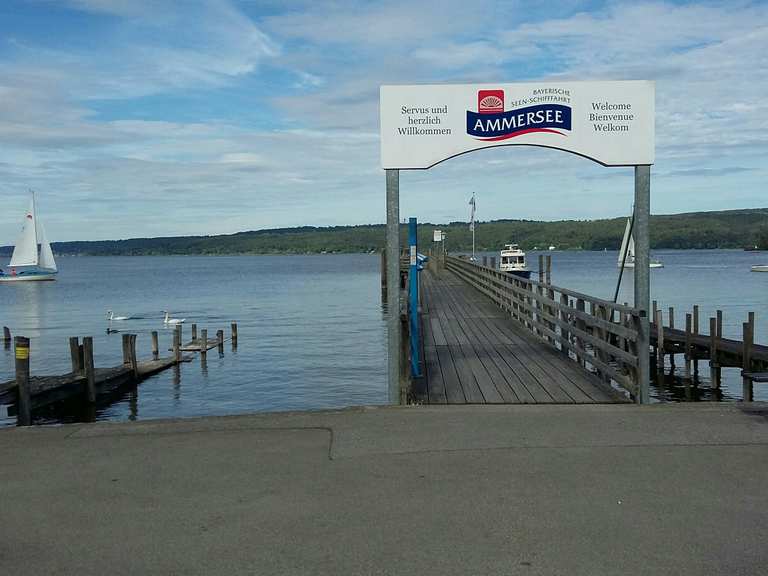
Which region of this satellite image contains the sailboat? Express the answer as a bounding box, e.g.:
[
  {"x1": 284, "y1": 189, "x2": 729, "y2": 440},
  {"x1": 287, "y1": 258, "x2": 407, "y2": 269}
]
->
[
  {"x1": 617, "y1": 217, "x2": 663, "y2": 269},
  {"x1": 0, "y1": 192, "x2": 58, "y2": 282}
]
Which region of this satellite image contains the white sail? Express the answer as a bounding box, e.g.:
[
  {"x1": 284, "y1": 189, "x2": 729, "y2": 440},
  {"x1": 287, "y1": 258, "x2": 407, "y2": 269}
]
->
[
  {"x1": 38, "y1": 220, "x2": 57, "y2": 272},
  {"x1": 9, "y1": 196, "x2": 38, "y2": 267},
  {"x1": 618, "y1": 217, "x2": 632, "y2": 265}
]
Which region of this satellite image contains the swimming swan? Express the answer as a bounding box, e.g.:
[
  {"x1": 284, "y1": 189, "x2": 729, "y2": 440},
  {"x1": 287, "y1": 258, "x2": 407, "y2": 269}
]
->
[
  {"x1": 107, "y1": 310, "x2": 131, "y2": 321},
  {"x1": 163, "y1": 311, "x2": 185, "y2": 324}
]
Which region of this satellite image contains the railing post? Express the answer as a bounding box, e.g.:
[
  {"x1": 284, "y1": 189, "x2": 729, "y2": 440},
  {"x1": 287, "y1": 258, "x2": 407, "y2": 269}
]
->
[
  {"x1": 742, "y1": 319, "x2": 754, "y2": 401},
  {"x1": 70, "y1": 336, "x2": 82, "y2": 374}
]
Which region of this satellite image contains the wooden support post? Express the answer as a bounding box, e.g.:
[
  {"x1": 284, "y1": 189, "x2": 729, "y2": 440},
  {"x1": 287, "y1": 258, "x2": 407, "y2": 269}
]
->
[
  {"x1": 83, "y1": 336, "x2": 96, "y2": 403},
  {"x1": 173, "y1": 325, "x2": 181, "y2": 363},
  {"x1": 70, "y1": 336, "x2": 82, "y2": 373},
  {"x1": 489, "y1": 256, "x2": 496, "y2": 269},
  {"x1": 693, "y1": 305, "x2": 699, "y2": 335},
  {"x1": 121, "y1": 334, "x2": 130, "y2": 365},
  {"x1": 545, "y1": 255, "x2": 552, "y2": 285},
  {"x1": 743, "y1": 320, "x2": 754, "y2": 401},
  {"x1": 538, "y1": 254, "x2": 544, "y2": 283},
  {"x1": 200, "y1": 329, "x2": 208, "y2": 357},
  {"x1": 668, "y1": 306, "x2": 675, "y2": 330},
  {"x1": 560, "y1": 293, "x2": 570, "y2": 356},
  {"x1": 482, "y1": 256, "x2": 488, "y2": 267},
  {"x1": 191, "y1": 323, "x2": 197, "y2": 343},
  {"x1": 685, "y1": 313, "x2": 692, "y2": 378},
  {"x1": 128, "y1": 334, "x2": 138, "y2": 380},
  {"x1": 709, "y1": 317, "x2": 720, "y2": 389},
  {"x1": 151, "y1": 331, "x2": 159, "y2": 360},
  {"x1": 14, "y1": 336, "x2": 31, "y2": 426},
  {"x1": 576, "y1": 299, "x2": 585, "y2": 368},
  {"x1": 3, "y1": 326, "x2": 11, "y2": 347},
  {"x1": 716, "y1": 310, "x2": 723, "y2": 339},
  {"x1": 231, "y1": 322, "x2": 238, "y2": 345},
  {"x1": 217, "y1": 329, "x2": 224, "y2": 354},
  {"x1": 656, "y1": 309, "x2": 664, "y2": 367},
  {"x1": 652, "y1": 300, "x2": 658, "y2": 321}
]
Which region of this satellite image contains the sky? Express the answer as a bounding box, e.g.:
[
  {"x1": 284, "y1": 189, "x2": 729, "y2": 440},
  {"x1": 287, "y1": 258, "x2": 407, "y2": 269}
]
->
[{"x1": 1, "y1": 0, "x2": 767, "y2": 243}]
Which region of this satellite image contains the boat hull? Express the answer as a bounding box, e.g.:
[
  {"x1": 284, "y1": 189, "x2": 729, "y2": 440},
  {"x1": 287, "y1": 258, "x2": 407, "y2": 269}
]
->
[
  {"x1": 506, "y1": 270, "x2": 532, "y2": 280},
  {"x1": 752, "y1": 265, "x2": 768, "y2": 272},
  {"x1": 619, "y1": 262, "x2": 664, "y2": 269},
  {"x1": 0, "y1": 270, "x2": 57, "y2": 282}
]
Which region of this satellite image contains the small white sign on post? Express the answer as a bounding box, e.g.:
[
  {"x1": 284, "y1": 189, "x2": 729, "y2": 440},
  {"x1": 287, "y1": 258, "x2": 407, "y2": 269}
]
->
[
  {"x1": 433, "y1": 229, "x2": 443, "y2": 242},
  {"x1": 380, "y1": 80, "x2": 654, "y2": 169}
]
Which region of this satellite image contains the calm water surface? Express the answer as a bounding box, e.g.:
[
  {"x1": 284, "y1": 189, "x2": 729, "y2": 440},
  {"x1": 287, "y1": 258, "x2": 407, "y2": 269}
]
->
[{"x1": 1, "y1": 250, "x2": 766, "y2": 426}]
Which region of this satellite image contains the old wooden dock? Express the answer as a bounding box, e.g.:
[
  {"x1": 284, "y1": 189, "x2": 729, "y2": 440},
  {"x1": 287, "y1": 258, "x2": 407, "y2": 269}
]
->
[{"x1": 418, "y1": 264, "x2": 630, "y2": 404}]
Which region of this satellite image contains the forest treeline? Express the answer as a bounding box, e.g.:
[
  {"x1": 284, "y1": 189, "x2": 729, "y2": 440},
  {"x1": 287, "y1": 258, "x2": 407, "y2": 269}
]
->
[{"x1": 2, "y1": 208, "x2": 767, "y2": 256}]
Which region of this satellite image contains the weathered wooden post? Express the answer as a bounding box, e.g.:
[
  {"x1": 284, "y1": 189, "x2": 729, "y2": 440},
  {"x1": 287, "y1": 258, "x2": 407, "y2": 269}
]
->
[
  {"x1": 231, "y1": 322, "x2": 238, "y2": 346},
  {"x1": 70, "y1": 336, "x2": 83, "y2": 373},
  {"x1": 83, "y1": 336, "x2": 96, "y2": 403},
  {"x1": 482, "y1": 256, "x2": 488, "y2": 267},
  {"x1": 656, "y1": 309, "x2": 664, "y2": 367},
  {"x1": 173, "y1": 325, "x2": 181, "y2": 363},
  {"x1": 128, "y1": 334, "x2": 138, "y2": 380},
  {"x1": 3, "y1": 326, "x2": 11, "y2": 348},
  {"x1": 380, "y1": 249, "x2": 387, "y2": 302},
  {"x1": 200, "y1": 329, "x2": 208, "y2": 358},
  {"x1": 191, "y1": 323, "x2": 198, "y2": 343},
  {"x1": 545, "y1": 255, "x2": 552, "y2": 285},
  {"x1": 560, "y1": 293, "x2": 570, "y2": 356},
  {"x1": 709, "y1": 317, "x2": 720, "y2": 388},
  {"x1": 14, "y1": 336, "x2": 31, "y2": 426},
  {"x1": 489, "y1": 256, "x2": 496, "y2": 269},
  {"x1": 668, "y1": 307, "x2": 675, "y2": 330},
  {"x1": 217, "y1": 329, "x2": 224, "y2": 354},
  {"x1": 693, "y1": 305, "x2": 699, "y2": 335},
  {"x1": 121, "y1": 334, "x2": 130, "y2": 365},
  {"x1": 538, "y1": 254, "x2": 544, "y2": 283},
  {"x1": 575, "y1": 299, "x2": 586, "y2": 368},
  {"x1": 652, "y1": 300, "x2": 658, "y2": 322},
  {"x1": 151, "y1": 331, "x2": 159, "y2": 360},
  {"x1": 742, "y1": 320, "x2": 754, "y2": 401}
]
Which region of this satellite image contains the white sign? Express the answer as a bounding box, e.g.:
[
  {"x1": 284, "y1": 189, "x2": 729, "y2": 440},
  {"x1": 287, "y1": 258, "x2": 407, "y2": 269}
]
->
[
  {"x1": 380, "y1": 81, "x2": 654, "y2": 169},
  {"x1": 433, "y1": 229, "x2": 443, "y2": 242}
]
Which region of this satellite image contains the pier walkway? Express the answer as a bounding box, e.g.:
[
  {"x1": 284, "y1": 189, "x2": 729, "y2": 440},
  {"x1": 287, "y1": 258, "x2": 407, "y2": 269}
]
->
[{"x1": 420, "y1": 268, "x2": 627, "y2": 404}]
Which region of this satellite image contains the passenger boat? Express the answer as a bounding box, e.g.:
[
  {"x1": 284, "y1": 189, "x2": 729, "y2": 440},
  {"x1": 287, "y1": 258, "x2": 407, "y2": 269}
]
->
[
  {"x1": 618, "y1": 217, "x2": 663, "y2": 269},
  {"x1": 499, "y1": 244, "x2": 531, "y2": 279},
  {"x1": 0, "y1": 192, "x2": 58, "y2": 282},
  {"x1": 751, "y1": 265, "x2": 768, "y2": 272}
]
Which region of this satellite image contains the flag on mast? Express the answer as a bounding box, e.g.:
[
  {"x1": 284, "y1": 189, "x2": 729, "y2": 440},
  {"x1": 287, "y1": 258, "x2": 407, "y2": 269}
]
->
[{"x1": 468, "y1": 193, "x2": 476, "y2": 231}]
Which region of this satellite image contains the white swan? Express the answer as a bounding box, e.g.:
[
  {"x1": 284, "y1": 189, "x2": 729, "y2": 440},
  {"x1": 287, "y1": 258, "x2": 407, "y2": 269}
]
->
[
  {"x1": 163, "y1": 311, "x2": 185, "y2": 324},
  {"x1": 107, "y1": 310, "x2": 131, "y2": 321}
]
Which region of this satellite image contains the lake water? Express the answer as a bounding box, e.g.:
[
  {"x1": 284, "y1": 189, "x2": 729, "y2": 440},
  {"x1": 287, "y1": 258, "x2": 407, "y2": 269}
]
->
[{"x1": 1, "y1": 250, "x2": 767, "y2": 426}]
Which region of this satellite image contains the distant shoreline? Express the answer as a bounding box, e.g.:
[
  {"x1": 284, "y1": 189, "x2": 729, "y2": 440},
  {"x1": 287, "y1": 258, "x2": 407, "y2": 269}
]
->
[{"x1": 2, "y1": 207, "x2": 767, "y2": 257}]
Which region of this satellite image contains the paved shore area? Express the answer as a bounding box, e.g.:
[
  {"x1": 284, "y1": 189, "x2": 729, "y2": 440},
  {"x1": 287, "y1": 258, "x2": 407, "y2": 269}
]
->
[{"x1": 1, "y1": 403, "x2": 767, "y2": 575}]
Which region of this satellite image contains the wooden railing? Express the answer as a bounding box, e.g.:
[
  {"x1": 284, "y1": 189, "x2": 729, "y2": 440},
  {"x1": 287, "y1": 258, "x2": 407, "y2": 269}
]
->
[{"x1": 445, "y1": 256, "x2": 642, "y2": 399}]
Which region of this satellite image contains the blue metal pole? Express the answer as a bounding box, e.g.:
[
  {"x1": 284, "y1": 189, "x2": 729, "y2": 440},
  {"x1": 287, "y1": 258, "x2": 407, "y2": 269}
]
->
[{"x1": 408, "y1": 217, "x2": 422, "y2": 377}]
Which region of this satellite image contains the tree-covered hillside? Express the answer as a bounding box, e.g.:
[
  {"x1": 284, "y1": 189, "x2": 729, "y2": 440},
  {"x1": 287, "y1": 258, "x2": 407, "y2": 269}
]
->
[{"x1": 2, "y1": 208, "x2": 767, "y2": 257}]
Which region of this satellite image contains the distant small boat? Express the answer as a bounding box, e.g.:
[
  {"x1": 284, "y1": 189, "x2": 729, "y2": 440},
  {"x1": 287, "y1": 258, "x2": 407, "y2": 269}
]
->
[
  {"x1": 0, "y1": 192, "x2": 57, "y2": 282},
  {"x1": 548, "y1": 245, "x2": 556, "y2": 251},
  {"x1": 618, "y1": 217, "x2": 663, "y2": 269},
  {"x1": 752, "y1": 265, "x2": 768, "y2": 272},
  {"x1": 499, "y1": 243, "x2": 531, "y2": 279}
]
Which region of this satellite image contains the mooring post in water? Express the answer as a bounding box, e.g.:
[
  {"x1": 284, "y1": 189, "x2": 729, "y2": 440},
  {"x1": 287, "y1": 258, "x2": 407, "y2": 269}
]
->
[
  {"x1": 83, "y1": 336, "x2": 96, "y2": 403},
  {"x1": 70, "y1": 336, "x2": 82, "y2": 373},
  {"x1": 545, "y1": 255, "x2": 552, "y2": 285},
  {"x1": 742, "y1": 320, "x2": 754, "y2": 401},
  {"x1": 174, "y1": 326, "x2": 182, "y2": 362},
  {"x1": 709, "y1": 317, "x2": 720, "y2": 388},
  {"x1": 656, "y1": 309, "x2": 664, "y2": 366},
  {"x1": 121, "y1": 334, "x2": 130, "y2": 365},
  {"x1": 231, "y1": 322, "x2": 238, "y2": 347},
  {"x1": 128, "y1": 334, "x2": 138, "y2": 380},
  {"x1": 14, "y1": 336, "x2": 31, "y2": 426},
  {"x1": 151, "y1": 331, "x2": 159, "y2": 360},
  {"x1": 490, "y1": 256, "x2": 496, "y2": 270},
  {"x1": 3, "y1": 326, "x2": 10, "y2": 348},
  {"x1": 217, "y1": 329, "x2": 224, "y2": 354},
  {"x1": 191, "y1": 323, "x2": 197, "y2": 343},
  {"x1": 684, "y1": 313, "x2": 692, "y2": 379},
  {"x1": 200, "y1": 329, "x2": 208, "y2": 358}
]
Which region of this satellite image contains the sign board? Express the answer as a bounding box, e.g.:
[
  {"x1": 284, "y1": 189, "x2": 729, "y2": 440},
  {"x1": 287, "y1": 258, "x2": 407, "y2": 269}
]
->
[
  {"x1": 380, "y1": 81, "x2": 654, "y2": 169},
  {"x1": 433, "y1": 229, "x2": 443, "y2": 242}
]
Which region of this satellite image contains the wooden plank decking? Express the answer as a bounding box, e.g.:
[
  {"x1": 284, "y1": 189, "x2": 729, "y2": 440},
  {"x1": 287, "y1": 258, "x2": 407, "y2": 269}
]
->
[{"x1": 421, "y1": 269, "x2": 628, "y2": 404}]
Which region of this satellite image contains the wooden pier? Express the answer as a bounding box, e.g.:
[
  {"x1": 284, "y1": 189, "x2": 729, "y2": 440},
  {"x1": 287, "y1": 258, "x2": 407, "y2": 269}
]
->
[
  {"x1": 419, "y1": 269, "x2": 628, "y2": 404},
  {"x1": 2, "y1": 322, "x2": 238, "y2": 425}
]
